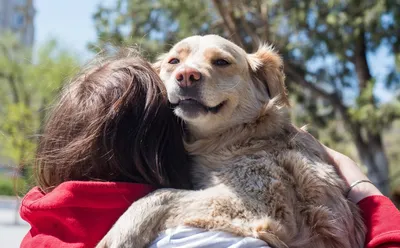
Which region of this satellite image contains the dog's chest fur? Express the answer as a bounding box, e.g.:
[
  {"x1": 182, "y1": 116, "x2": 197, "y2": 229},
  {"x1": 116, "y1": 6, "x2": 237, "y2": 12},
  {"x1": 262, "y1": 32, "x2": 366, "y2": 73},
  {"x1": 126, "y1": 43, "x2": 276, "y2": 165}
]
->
[{"x1": 192, "y1": 137, "x2": 296, "y2": 215}]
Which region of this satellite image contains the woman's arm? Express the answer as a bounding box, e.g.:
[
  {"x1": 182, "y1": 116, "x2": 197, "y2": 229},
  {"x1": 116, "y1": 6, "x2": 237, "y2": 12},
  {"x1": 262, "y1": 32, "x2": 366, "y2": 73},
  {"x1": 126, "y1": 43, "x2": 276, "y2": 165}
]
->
[{"x1": 324, "y1": 145, "x2": 400, "y2": 248}]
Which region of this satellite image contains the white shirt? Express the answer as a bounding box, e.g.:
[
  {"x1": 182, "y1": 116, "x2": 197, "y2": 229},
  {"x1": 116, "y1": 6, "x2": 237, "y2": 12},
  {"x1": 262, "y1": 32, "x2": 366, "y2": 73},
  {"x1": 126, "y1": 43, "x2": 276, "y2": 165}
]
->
[{"x1": 149, "y1": 226, "x2": 271, "y2": 248}]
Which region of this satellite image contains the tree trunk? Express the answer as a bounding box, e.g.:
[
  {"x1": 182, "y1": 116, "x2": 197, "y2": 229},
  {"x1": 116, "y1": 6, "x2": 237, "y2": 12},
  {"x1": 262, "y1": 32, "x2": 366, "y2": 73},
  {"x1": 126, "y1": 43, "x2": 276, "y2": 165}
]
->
[
  {"x1": 350, "y1": 27, "x2": 391, "y2": 195},
  {"x1": 352, "y1": 133, "x2": 390, "y2": 195},
  {"x1": 343, "y1": 122, "x2": 390, "y2": 196},
  {"x1": 367, "y1": 133, "x2": 390, "y2": 195},
  {"x1": 354, "y1": 28, "x2": 372, "y2": 90}
]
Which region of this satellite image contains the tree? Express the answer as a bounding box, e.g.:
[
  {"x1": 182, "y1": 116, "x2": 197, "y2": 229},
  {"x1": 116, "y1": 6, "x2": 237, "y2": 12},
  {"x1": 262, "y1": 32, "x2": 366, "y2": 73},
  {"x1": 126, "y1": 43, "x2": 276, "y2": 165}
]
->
[
  {"x1": 89, "y1": 0, "x2": 213, "y2": 59},
  {"x1": 91, "y1": 0, "x2": 400, "y2": 195},
  {"x1": 0, "y1": 32, "x2": 79, "y2": 180}
]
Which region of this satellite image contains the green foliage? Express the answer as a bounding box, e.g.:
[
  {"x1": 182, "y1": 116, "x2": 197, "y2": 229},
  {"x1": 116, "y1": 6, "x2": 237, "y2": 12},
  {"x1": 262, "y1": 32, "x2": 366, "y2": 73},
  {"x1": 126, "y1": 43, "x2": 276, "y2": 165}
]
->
[
  {"x1": 89, "y1": 0, "x2": 212, "y2": 59},
  {"x1": 90, "y1": 0, "x2": 400, "y2": 108},
  {"x1": 349, "y1": 100, "x2": 400, "y2": 134},
  {"x1": 0, "y1": 103, "x2": 37, "y2": 164},
  {"x1": 0, "y1": 175, "x2": 28, "y2": 196},
  {"x1": 0, "y1": 33, "x2": 79, "y2": 179},
  {"x1": 348, "y1": 79, "x2": 400, "y2": 134},
  {"x1": 385, "y1": 121, "x2": 400, "y2": 188},
  {"x1": 29, "y1": 40, "x2": 80, "y2": 102}
]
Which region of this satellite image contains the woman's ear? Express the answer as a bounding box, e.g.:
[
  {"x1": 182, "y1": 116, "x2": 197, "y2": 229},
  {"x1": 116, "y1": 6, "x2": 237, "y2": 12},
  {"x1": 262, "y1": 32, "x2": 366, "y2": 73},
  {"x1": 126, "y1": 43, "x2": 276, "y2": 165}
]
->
[
  {"x1": 152, "y1": 53, "x2": 168, "y2": 74},
  {"x1": 247, "y1": 45, "x2": 290, "y2": 106}
]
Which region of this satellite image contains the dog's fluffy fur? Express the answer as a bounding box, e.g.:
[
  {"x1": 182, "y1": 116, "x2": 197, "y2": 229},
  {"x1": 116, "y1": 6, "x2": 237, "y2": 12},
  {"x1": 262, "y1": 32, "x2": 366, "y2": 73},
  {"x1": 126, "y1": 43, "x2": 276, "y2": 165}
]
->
[{"x1": 97, "y1": 35, "x2": 366, "y2": 248}]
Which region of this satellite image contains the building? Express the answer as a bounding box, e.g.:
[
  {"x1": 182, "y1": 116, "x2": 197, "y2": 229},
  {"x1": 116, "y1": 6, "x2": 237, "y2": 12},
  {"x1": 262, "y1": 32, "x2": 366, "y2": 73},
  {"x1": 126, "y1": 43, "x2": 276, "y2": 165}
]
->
[{"x1": 0, "y1": 0, "x2": 35, "y2": 47}]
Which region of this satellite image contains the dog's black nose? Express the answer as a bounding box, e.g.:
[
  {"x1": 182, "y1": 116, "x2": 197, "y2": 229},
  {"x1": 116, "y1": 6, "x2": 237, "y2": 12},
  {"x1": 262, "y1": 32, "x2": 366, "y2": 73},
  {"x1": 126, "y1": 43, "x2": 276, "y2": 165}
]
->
[{"x1": 175, "y1": 67, "x2": 202, "y2": 88}]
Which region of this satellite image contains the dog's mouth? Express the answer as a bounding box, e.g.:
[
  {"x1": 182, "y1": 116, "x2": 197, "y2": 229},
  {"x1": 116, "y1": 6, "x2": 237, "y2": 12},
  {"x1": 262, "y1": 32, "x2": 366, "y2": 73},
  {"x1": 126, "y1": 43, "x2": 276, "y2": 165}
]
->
[{"x1": 171, "y1": 98, "x2": 226, "y2": 118}]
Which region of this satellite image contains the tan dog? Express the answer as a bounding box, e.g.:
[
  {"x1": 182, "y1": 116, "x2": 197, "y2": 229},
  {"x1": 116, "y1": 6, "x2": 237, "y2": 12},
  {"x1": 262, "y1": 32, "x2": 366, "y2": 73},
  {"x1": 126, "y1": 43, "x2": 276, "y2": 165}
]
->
[{"x1": 97, "y1": 35, "x2": 365, "y2": 248}]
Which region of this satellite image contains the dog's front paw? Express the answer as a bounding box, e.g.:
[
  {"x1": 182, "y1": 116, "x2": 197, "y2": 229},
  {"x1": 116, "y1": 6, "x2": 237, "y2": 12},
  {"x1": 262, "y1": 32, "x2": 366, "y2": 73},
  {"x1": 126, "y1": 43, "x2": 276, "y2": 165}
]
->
[
  {"x1": 184, "y1": 217, "x2": 253, "y2": 237},
  {"x1": 252, "y1": 218, "x2": 289, "y2": 248}
]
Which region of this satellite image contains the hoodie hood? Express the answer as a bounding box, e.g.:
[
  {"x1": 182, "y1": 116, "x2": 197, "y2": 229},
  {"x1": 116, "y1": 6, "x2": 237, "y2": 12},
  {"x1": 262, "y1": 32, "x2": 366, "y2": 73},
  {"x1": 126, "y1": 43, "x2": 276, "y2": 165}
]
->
[{"x1": 20, "y1": 181, "x2": 154, "y2": 248}]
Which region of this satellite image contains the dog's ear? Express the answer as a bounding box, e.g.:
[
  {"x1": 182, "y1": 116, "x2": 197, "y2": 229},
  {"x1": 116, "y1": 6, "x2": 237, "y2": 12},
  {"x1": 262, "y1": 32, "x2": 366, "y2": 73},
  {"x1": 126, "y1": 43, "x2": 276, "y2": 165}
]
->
[
  {"x1": 247, "y1": 45, "x2": 290, "y2": 106},
  {"x1": 152, "y1": 53, "x2": 168, "y2": 74}
]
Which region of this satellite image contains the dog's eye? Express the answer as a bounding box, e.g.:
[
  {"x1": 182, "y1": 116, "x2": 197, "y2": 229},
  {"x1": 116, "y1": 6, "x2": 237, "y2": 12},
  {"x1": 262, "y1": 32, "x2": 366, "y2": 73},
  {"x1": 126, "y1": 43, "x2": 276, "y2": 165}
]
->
[
  {"x1": 213, "y1": 59, "x2": 230, "y2": 66},
  {"x1": 168, "y1": 58, "x2": 180, "y2": 64}
]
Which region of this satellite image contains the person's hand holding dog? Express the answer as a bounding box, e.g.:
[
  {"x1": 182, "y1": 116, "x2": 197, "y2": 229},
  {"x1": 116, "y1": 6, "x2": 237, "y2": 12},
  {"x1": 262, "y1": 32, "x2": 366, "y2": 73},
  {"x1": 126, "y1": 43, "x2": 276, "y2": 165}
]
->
[
  {"x1": 324, "y1": 146, "x2": 383, "y2": 203},
  {"x1": 299, "y1": 128, "x2": 383, "y2": 203}
]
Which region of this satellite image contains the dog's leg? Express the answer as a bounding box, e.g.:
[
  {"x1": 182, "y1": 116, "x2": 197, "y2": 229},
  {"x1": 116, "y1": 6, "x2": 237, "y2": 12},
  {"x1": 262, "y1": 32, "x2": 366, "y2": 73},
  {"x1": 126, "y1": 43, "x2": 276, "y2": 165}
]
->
[
  {"x1": 96, "y1": 189, "x2": 183, "y2": 248},
  {"x1": 184, "y1": 217, "x2": 289, "y2": 248}
]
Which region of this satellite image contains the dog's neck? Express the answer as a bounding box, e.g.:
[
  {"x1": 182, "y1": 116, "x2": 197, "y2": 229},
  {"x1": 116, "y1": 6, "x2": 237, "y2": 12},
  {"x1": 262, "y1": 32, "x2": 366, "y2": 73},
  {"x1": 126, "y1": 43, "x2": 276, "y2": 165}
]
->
[{"x1": 184, "y1": 99, "x2": 291, "y2": 156}]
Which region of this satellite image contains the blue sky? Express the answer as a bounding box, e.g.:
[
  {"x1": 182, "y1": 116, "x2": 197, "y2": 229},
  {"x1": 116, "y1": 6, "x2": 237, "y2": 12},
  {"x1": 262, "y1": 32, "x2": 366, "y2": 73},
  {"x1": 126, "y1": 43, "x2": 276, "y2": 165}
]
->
[
  {"x1": 33, "y1": 0, "x2": 395, "y2": 102},
  {"x1": 34, "y1": 0, "x2": 114, "y2": 60}
]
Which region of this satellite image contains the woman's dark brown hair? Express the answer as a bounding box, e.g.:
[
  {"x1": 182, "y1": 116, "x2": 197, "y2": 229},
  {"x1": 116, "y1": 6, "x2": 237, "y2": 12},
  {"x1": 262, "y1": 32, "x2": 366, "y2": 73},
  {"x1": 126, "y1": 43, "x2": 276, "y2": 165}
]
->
[{"x1": 36, "y1": 50, "x2": 192, "y2": 192}]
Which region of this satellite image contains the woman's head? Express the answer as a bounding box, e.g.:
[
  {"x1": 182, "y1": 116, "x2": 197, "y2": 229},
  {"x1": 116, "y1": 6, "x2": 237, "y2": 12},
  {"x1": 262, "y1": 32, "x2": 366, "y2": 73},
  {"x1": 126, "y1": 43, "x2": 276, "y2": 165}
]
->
[{"x1": 36, "y1": 50, "x2": 192, "y2": 192}]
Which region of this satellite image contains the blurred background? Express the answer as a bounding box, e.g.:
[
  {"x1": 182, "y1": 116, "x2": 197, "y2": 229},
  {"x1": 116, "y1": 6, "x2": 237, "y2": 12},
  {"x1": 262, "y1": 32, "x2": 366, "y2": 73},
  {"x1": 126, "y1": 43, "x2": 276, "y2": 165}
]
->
[{"x1": 0, "y1": 0, "x2": 399, "y2": 246}]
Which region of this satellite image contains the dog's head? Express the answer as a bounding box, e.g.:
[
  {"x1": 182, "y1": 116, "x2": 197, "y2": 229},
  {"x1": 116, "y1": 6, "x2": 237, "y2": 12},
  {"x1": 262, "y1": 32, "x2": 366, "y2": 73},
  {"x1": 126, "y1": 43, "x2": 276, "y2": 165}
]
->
[{"x1": 155, "y1": 35, "x2": 289, "y2": 137}]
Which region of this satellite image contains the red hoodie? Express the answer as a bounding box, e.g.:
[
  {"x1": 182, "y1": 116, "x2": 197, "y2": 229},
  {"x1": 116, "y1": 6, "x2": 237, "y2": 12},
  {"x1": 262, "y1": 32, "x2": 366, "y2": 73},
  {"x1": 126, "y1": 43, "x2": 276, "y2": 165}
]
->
[
  {"x1": 20, "y1": 181, "x2": 400, "y2": 248},
  {"x1": 20, "y1": 181, "x2": 154, "y2": 248}
]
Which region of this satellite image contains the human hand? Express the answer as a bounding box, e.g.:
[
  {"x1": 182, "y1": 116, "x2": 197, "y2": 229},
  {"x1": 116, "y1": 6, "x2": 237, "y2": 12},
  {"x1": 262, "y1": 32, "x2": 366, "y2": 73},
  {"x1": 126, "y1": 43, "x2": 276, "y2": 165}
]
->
[
  {"x1": 323, "y1": 145, "x2": 383, "y2": 203},
  {"x1": 295, "y1": 127, "x2": 383, "y2": 203}
]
